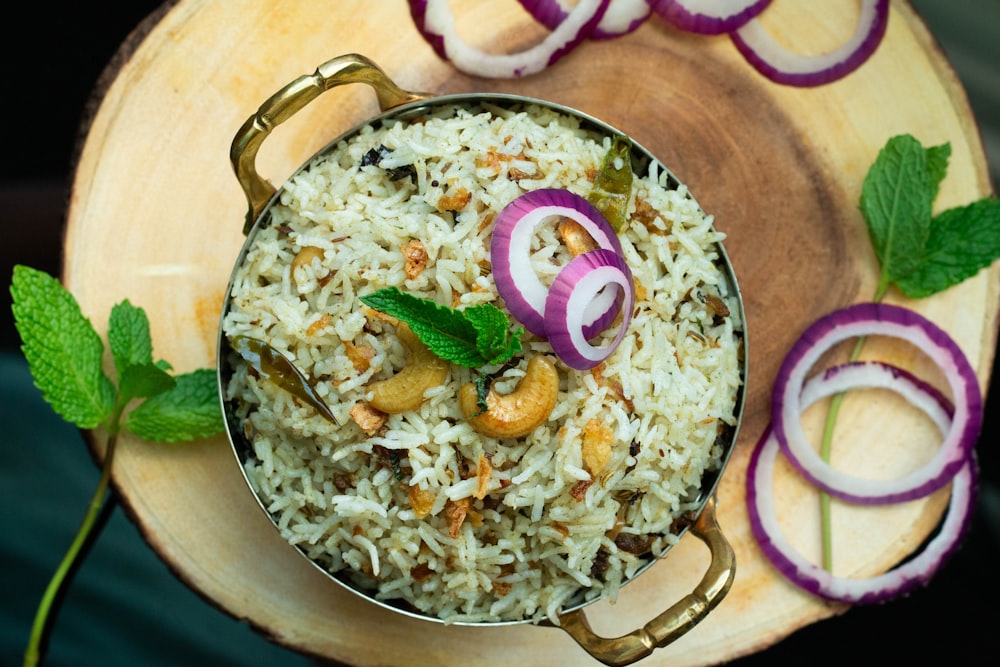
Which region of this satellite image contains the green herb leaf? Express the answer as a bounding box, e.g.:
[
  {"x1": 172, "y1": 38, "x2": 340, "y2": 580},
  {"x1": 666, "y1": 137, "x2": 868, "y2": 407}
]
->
[
  {"x1": 894, "y1": 198, "x2": 1000, "y2": 298},
  {"x1": 360, "y1": 287, "x2": 522, "y2": 367},
  {"x1": 124, "y1": 368, "x2": 224, "y2": 442},
  {"x1": 108, "y1": 299, "x2": 154, "y2": 381},
  {"x1": 361, "y1": 287, "x2": 481, "y2": 366},
  {"x1": 860, "y1": 134, "x2": 1000, "y2": 299},
  {"x1": 118, "y1": 362, "x2": 176, "y2": 405},
  {"x1": 464, "y1": 303, "x2": 524, "y2": 365},
  {"x1": 924, "y1": 142, "x2": 952, "y2": 204},
  {"x1": 859, "y1": 134, "x2": 937, "y2": 290},
  {"x1": 10, "y1": 265, "x2": 116, "y2": 429}
]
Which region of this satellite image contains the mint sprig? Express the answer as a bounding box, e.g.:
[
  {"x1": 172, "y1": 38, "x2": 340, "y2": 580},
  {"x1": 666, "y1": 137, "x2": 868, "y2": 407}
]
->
[
  {"x1": 360, "y1": 287, "x2": 523, "y2": 367},
  {"x1": 11, "y1": 266, "x2": 222, "y2": 441},
  {"x1": 861, "y1": 134, "x2": 1000, "y2": 299},
  {"x1": 10, "y1": 264, "x2": 224, "y2": 667}
]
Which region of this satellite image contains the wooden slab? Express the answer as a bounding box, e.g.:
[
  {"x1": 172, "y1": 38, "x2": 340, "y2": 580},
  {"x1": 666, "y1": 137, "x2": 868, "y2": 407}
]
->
[{"x1": 63, "y1": 1, "x2": 997, "y2": 665}]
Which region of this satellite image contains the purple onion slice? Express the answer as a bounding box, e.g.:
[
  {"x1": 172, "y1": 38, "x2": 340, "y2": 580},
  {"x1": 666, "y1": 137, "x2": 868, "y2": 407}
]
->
[
  {"x1": 650, "y1": 0, "x2": 772, "y2": 35},
  {"x1": 771, "y1": 303, "x2": 982, "y2": 505},
  {"x1": 730, "y1": 0, "x2": 888, "y2": 87},
  {"x1": 544, "y1": 248, "x2": 635, "y2": 370},
  {"x1": 491, "y1": 189, "x2": 624, "y2": 338},
  {"x1": 518, "y1": 0, "x2": 652, "y2": 40},
  {"x1": 748, "y1": 361, "x2": 978, "y2": 604},
  {"x1": 408, "y1": 0, "x2": 609, "y2": 78}
]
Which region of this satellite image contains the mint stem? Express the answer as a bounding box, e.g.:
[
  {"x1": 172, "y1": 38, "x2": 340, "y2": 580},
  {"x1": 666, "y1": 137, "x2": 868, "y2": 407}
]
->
[
  {"x1": 23, "y1": 431, "x2": 119, "y2": 667},
  {"x1": 817, "y1": 337, "x2": 865, "y2": 570},
  {"x1": 819, "y1": 285, "x2": 889, "y2": 571}
]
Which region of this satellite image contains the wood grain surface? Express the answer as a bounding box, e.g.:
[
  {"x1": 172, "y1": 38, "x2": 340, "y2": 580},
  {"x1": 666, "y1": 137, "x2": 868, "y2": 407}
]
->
[{"x1": 62, "y1": 1, "x2": 997, "y2": 665}]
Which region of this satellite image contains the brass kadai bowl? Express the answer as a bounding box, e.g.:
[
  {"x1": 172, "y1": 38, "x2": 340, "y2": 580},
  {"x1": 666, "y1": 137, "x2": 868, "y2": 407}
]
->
[{"x1": 219, "y1": 53, "x2": 747, "y2": 666}]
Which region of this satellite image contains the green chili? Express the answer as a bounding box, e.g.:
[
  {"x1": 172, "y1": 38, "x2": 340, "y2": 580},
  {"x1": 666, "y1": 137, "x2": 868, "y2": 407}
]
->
[{"x1": 588, "y1": 135, "x2": 633, "y2": 232}]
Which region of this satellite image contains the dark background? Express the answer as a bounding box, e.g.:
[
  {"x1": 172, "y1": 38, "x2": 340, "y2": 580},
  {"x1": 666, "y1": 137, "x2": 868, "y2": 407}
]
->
[{"x1": 1, "y1": 2, "x2": 997, "y2": 666}]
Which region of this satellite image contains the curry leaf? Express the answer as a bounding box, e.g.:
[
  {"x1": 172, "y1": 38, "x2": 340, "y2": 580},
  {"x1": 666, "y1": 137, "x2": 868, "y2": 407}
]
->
[{"x1": 588, "y1": 134, "x2": 633, "y2": 232}]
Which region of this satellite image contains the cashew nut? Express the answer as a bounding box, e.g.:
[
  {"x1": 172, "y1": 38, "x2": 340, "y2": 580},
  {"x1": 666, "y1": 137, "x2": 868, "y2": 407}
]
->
[
  {"x1": 291, "y1": 246, "x2": 325, "y2": 276},
  {"x1": 458, "y1": 355, "x2": 559, "y2": 439},
  {"x1": 558, "y1": 218, "x2": 599, "y2": 257},
  {"x1": 368, "y1": 324, "x2": 449, "y2": 414}
]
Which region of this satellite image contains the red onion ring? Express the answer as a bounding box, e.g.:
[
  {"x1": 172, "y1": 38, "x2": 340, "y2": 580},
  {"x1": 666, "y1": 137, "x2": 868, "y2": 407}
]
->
[
  {"x1": 650, "y1": 0, "x2": 772, "y2": 35},
  {"x1": 407, "y1": 0, "x2": 609, "y2": 78},
  {"x1": 491, "y1": 189, "x2": 625, "y2": 338},
  {"x1": 748, "y1": 361, "x2": 978, "y2": 604},
  {"x1": 772, "y1": 303, "x2": 982, "y2": 505},
  {"x1": 544, "y1": 248, "x2": 635, "y2": 370},
  {"x1": 730, "y1": 0, "x2": 888, "y2": 87},
  {"x1": 518, "y1": 0, "x2": 652, "y2": 40}
]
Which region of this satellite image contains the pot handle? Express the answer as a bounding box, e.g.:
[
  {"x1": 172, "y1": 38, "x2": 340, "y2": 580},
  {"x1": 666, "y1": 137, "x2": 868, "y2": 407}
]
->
[
  {"x1": 557, "y1": 498, "x2": 735, "y2": 666},
  {"x1": 230, "y1": 53, "x2": 430, "y2": 235}
]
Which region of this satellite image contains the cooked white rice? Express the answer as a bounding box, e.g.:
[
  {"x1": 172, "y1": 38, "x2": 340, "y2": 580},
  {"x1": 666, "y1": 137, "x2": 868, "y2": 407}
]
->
[{"x1": 222, "y1": 101, "x2": 744, "y2": 624}]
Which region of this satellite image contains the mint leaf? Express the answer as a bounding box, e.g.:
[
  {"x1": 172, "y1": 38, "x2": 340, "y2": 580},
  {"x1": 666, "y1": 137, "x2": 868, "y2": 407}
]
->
[
  {"x1": 109, "y1": 300, "x2": 154, "y2": 381},
  {"x1": 10, "y1": 265, "x2": 116, "y2": 429},
  {"x1": 360, "y1": 287, "x2": 522, "y2": 367},
  {"x1": 124, "y1": 369, "x2": 223, "y2": 442},
  {"x1": 419, "y1": 329, "x2": 491, "y2": 367},
  {"x1": 925, "y1": 142, "x2": 952, "y2": 204},
  {"x1": 361, "y1": 287, "x2": 481, "y2": 365},
  {"x1": 859, "y1": 134, "x2": 936, "y2": 289},
  {"x1": 464, "y1": 303, "x2": 523, "y2": 364},
  {"x1": 119, "y1": 363, "x2": 176, "y2": 405},
  {"x1": 894, "y1": 198, "x2": 1000, "y2": 298},
  {"x1": 860, "y1": 134, "x2": 1000, "y2": 300},
  {"x1": 12, "y1": 266, "x2": 226, "y2": 666}
]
